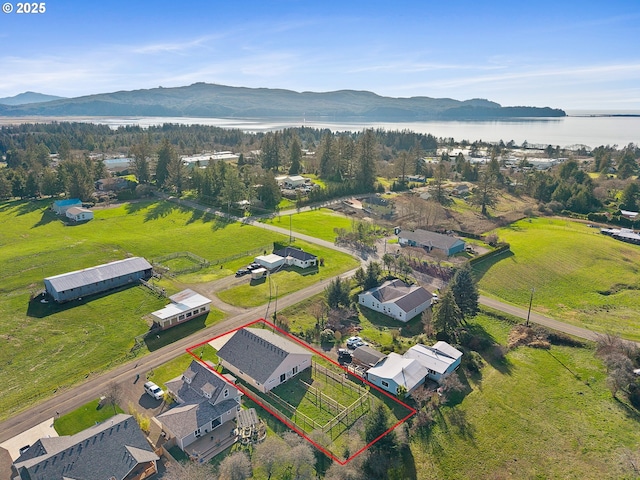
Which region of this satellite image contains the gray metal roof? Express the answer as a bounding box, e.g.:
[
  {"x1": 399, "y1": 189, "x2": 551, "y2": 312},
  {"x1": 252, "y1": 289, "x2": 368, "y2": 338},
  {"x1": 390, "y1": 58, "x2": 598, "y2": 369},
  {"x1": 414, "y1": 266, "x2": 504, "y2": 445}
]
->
[
  {"x1": 352, "y1": 346, "x2": 387, "y2": 367},
  {"x1": 217, "y1": 327, "x2": 310, "y2": 384},
  {"x1": 273, "y1": 246, "x2": 317, "y2": 262},
  {"x1": 44, "y1": 257, "x2": 152, "y2": 293},
  {"x1": 13, "y1": 414, "x2": 157, "y2": 480},
  {"x1": 365, "y1": 279, "x2": 433, "y2": 314}
]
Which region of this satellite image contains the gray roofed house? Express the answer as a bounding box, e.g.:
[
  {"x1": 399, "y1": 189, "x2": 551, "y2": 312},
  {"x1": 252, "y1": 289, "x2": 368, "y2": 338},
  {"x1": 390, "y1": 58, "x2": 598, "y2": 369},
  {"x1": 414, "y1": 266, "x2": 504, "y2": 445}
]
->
[
  {"x1": 156, "y1": 360, "x2": 241, "y2": 451},
  {"x1": 397, "y1": 229, "x2": 465, "y2": 256},
  {"x1": 272, "y1": 246, "x2": 318, "y2": 269},
  {"x1": 217, "y1": 327, "x2": 313, "y2": 392},
  {"x1": 358, "y1": 279, "x2": 434, "y2": 322},
  {"x1": 44, "y1": 257, "x2": 153, "y2": 303},
  {"x1": 12, "y1": 414, "x2": 158, "y2": 480}
]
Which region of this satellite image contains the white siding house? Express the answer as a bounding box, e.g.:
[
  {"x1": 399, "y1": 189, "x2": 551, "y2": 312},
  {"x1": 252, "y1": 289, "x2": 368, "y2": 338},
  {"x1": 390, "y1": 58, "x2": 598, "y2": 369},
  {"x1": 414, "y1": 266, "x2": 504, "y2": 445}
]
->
[
  {"x1": 52, "y1": 198, "x2": 82, "y2": 215},
  {"x1": 150, "y1": 289, "x2": 211, "y2": 330},
  {"x1": 65, "y1": 206, "x2": 94, "y2": 222},
  {"x1": 217, "y1": 327, "x2": 312, "y2": 393},
  {"x1": 365, "y1": 353, "x2": 428, "y2": 395},
  {"x1": 358, "y1": 279, "x2": 433, "y2": 322},
  {"x1": 273, "y1": 247, "x2": 317, "y2": 269},
  {"x1": 404, "y1": 342, "x2": 462, "y2": 384}
]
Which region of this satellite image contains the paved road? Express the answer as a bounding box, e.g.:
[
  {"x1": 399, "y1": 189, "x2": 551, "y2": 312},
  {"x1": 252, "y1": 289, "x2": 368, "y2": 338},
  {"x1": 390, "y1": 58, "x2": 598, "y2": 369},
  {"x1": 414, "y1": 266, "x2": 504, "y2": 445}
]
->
[{"x1": 0, "y1": 196, "x2": 611, "y2": 443}]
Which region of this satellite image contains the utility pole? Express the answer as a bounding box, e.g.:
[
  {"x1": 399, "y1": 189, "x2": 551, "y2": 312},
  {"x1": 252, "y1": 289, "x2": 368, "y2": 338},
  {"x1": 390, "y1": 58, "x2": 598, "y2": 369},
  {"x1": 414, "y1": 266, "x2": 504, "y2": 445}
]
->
[
  {"x1": 526, "y1": 288, "x2": 535, "y2": 327},
  {"x1": 289, "y1": 214, "x2": 293, "y2": 244}
]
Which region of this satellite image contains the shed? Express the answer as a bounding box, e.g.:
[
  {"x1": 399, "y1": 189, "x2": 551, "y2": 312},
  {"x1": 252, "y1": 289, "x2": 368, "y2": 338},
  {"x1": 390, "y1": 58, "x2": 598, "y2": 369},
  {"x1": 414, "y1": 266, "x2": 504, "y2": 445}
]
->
[
  {"x1": 251, "y1": 268, "x2": 267, "y2": 280},
  {"x1": 397, "y1": 229, "x2": 465, "y2": 256},
  {"x1": 255, "y1": 254, "x2": 285, "y2": 270},
  {"x1": 150, "y1": 289, "x2": 212, "y2": 330},
  {"x1": 283, "y1": 176, "x2": 306, "y2": 188},
  {"x1": 65, "y1": 206, "x2": 94, "y2": 222}
]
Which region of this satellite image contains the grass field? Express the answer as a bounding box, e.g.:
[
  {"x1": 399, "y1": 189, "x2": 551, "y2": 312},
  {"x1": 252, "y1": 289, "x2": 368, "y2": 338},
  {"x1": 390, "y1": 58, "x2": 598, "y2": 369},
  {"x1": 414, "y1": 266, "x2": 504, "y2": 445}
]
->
[
  {"x1": 475, "y1": 217, "x2": 640, "y2": 341},
  {"x1": 216, "y1": 240, "x2": 360, "y2": 308},
  {"x1": 262, "y1": 208, "x2": 356, "y2": 242},
  {"x1": 0, "y1": 198, "x2": 314, "y2": 421},
  {"x1": 409, "y1": 313, "x2": 640, "y2": 479}
]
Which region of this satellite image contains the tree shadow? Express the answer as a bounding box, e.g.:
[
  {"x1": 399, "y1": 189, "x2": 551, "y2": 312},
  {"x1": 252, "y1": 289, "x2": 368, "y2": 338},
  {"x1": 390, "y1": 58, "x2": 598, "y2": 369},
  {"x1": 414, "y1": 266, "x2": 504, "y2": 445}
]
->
[
  {"x1": 461, "y1": 322, "x2": 513, "y2": 375},
  {"x1": 144, "y1": 314, "x2": 209, "y2": 352},
  {"x1": 446, "y1": 408, "x2": 476, "y2": 442},
  {"x1": 143, "y1": 201, "x2": 179, "y2": 221},
  {"x1": 16, "y1": 199, "x2": 51, "y2": 216},
  {"x1": 26, "y1": 284, "x2": 140, "y2": 318},
  {"x1": 469, "y1": 249, "x2": 514, "y2": 282},
  {"x1": 122, "y1": 199, "x2": 150, "y2": 214},
  {"x1": 32, "y1": 208, "x2": 59, "y2": 228},
  {"x1": 614, "y1": 397, "x2": 640, "y2": 423}
]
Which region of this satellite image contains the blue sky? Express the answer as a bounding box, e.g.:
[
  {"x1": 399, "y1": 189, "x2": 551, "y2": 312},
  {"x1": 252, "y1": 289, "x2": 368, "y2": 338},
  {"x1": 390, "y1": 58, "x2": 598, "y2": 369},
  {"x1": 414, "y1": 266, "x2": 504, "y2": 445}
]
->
[{"x1": 1, "y1": 0, "x2": 639, "y2": 110}]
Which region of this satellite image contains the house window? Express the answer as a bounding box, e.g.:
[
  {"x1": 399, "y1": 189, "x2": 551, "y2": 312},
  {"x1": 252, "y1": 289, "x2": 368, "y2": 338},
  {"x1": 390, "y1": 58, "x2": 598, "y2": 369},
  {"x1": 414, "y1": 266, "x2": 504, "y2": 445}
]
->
[
  {"x1": 224, "y1": 389, "x2": 229, "y2": 398},
  {"x1": 280, "y1": 373, "x2": 286, "y2": 383},
  {"x1": 381, "y1": 380, "x2": 389, "y2": 388},
  {"x1": 186, "y1": 312, "x2": 192, "y2": 318},
  {"x1": 200, "y1": 307, "x2": 206, "y2": 313},
  {"x1": 292, "y1": 366, "x2": 298, "y2": 375},
  {"x1": 195, "y1": 428, "x2": 201, "y2": 437},
  {"x1": 178, "y1": 315, "x2": 185, "y2": 320}
]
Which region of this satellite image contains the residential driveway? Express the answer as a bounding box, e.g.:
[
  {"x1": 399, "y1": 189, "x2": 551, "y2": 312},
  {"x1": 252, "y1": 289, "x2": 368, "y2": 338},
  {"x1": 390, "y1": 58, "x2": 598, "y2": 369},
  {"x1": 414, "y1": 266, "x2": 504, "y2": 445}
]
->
[
  {"x1": 118, "y1": 374, "x2": 170, "y2": 418},
  {"x1": 0, "y1": 418, "x2": 58, "y2": 461}
]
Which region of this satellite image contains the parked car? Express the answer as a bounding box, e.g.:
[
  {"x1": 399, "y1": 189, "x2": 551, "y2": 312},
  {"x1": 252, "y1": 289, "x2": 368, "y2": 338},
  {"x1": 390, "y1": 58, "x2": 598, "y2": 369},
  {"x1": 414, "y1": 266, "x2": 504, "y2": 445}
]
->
[
  {"x1": 143, "y1": 381, "x2": 164, "y2": 400},
  {"x1": 235, "y1": 269, "x2": 249, "y2": 277},
  {"x1": 337, "y1": 348, "x2": 352, "y2": 363},
  {"x1": 346, "y1": 336, "x2": 365, "y2": 350},
  {"x1": 247, "y1": 263, "x2": 262, "y2": 271}
]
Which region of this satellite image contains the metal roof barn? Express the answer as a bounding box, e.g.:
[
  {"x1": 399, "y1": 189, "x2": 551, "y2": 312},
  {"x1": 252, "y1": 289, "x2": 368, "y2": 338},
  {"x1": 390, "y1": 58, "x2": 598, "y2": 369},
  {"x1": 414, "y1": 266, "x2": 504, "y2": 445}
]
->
[{"x1": 44, "y1": 257, "x2": 153, "y2": 303}]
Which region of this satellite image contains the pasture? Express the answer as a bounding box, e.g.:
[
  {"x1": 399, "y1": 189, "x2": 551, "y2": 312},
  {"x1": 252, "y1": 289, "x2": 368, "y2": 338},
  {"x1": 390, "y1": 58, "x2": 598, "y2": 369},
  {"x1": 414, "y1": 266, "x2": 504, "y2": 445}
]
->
[
  {"x1": 0, "y1": 198, "x2": 323, "y2": 420},
  {"x1": 476, "y1": 217, "x2": 640, "y2": 341},
  {"x1": 410, "y1": 313, "x2": 640, "y2": 479},
  {"x1": 262, "y1": 208, "x2": 356, "y2": 242}
]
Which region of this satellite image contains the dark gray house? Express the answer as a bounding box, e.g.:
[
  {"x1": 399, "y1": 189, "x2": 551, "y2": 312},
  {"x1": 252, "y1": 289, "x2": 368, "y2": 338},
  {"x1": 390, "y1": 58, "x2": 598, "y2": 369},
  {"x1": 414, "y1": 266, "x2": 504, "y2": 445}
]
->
[
  {"x1": 12, "y1": 414, "x2": 158, "y2": 480},
  {"x1": 44, "y1": 257, "x2": 153, "y2": 302},
  {"x1": 397, "y1": 229, "x2": 465, "y2": 256}
]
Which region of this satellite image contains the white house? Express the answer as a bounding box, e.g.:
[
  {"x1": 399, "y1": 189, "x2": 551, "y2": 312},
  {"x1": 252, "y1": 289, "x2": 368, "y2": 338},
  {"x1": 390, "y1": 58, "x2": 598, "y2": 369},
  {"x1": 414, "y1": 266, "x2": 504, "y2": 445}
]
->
[
  {"x1": 358, "y1": 279, "x2": 433, "y2": 322},
  {"x1": 404, "y1": 342, "x2": 463, "y2": 384},
  {"x1": 216, "y1": 327, "x2": 312, "y2": 392},
  {"x1": 65, "y1": 206, "x2": 94, "y2": 222},
  {"x1": 365, "y1": 353, "x2": 428, "y2": 395},
  {"x1": 283, "y1": 175, "x2": 306, "y2": 188},
  {"x1": 273, "y1": 247, "x2": 318, "y2": 269},
  {"x1": 150, "y1": 289, "x2": 211, "y2": 330},
  {"x1": 156, "y1": 360, "x2": 241, "y2": 451}
]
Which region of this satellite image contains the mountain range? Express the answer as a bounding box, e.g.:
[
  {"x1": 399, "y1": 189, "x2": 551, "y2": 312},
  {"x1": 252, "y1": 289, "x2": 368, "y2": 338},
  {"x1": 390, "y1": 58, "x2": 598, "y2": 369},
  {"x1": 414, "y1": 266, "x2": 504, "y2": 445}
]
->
[{"x1": 0, "y1": 83, "x2": 566, "y2": 120}]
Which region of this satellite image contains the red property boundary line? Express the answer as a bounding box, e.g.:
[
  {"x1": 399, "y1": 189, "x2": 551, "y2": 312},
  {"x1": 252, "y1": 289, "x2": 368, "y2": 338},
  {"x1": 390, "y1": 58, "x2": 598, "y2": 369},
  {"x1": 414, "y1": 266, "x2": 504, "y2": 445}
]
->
[{"x1": 185, "y1": 318, "x2": 417, "y2": 465}]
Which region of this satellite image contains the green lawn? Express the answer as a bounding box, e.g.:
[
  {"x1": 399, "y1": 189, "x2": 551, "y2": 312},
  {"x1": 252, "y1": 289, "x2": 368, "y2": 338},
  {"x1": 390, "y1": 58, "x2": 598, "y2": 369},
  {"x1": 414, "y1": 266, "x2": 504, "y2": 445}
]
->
[
  {"x1": 476, "y1": 217, "x2": 640, "y2": 341},
  {"x1": 410, "y1": 313, "x2": 640, "y2": 479},
  {"x1": 54, "y1": 398, "x2": 124, "y2": 436},
  {"x1": 0, "y1": 198, "x2": 298, "y2": 421},
  {"x1": 262, "y1": 208, "x2": 355, "y2": 242},
  {"x1": 216, "y1": 241, "x2": 359, "y2": 308}
]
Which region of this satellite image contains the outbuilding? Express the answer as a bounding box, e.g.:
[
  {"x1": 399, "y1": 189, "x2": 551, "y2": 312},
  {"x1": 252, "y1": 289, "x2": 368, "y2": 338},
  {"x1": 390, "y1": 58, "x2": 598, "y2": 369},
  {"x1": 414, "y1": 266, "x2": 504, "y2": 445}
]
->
[
  {"x1": 150, "y1": 289, "x2": 211, "y2": 330},
  {"x1": 397, "y1": 229, "x2": 465, "y2": 256},
  {"x1": 44, "y1": 257, "x2": 153, "y2": 303},
  {"x1": 254, "y1": 254, "x2": 286, "y2": 271},
  {"x1": 65, "y1": 206, "x2": 94, "y2": 222}
]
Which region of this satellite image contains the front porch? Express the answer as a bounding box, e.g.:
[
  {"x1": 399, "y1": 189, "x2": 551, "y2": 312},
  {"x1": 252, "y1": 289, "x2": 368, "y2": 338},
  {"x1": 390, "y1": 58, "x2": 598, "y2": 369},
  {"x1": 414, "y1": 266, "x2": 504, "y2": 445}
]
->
[{"x1": 183, "y1": 420, "x2": 237, "y2": 463}]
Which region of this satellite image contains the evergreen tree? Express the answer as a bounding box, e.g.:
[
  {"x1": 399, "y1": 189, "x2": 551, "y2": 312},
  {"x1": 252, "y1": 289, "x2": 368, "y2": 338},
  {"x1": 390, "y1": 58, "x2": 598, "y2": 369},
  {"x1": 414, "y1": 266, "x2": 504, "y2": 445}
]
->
[
  {"x1": 156, "y1": 138, "x2": 176, "y2": 187},
  {"x1": 450, "y1": 264, "x2": 479, "y2": 319},
  {"x1": 58, "y1": 158, "x2": 94, "y2": 201},
  {"x1": 620, "y1": 181, "x2": 639, "y2": 211},
  {"x1": 93, "y1": 159, "x2": 108, "y2": 182},
  {"x1": 355, "y1": 129, "x2": 377, "y2": 191},
  {"x1": 0, "y1": 173, "x2": 11, "y2": 199},
  {"x1": 469, "y1": 170, "x2": 498, "y2": 215},
  {"x1": 166, "y1": 154, "x2": 186, "y2": 195},
  {"x1": 220, "y1": 167, "x2": 245, "y2": 210},
  {"x1": 288, "y1": 137, "x2": 303, "y2": 174},
  {"x1": 432, "y1": 289, "x2": 463, "y2": 339},
  {"x1": 319, "y1": 133, "x2": 334, "y2": 179},
  {"x1": 325, "y1": 277, "x2": 350, "y2": 309},
  {"x1": 130, "y1": 138, "x2": 152, "y2": 184},
  {"x1": 257, "y1": 171, "x2": 282, "y2": 210}
]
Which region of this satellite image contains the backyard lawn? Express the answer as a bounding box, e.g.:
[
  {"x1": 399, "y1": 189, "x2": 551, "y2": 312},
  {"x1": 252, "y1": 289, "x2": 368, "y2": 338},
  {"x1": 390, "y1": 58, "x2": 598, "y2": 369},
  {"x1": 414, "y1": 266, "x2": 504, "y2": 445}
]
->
[{"x1": 476, "y1": 217, "x2": 640, "y2": 341}]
